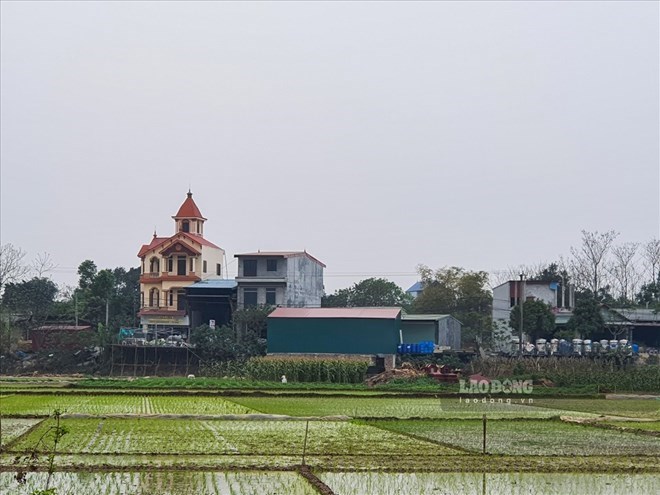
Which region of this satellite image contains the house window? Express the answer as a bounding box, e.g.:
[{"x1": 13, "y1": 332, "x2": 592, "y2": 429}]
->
[
  {"x1": 203, "y1": 260, "x2": 207, "y2": 273},
  {"x1": 182, "y1": 220, "x2": 190, "y2": 232},
  {"x1": 190, "y1": 258, "x2": 194, "y2": 272},
  {"x1": 266, "y1": 288, "x2": 276, "y2": 305},
  {"x1": 149, "y1": 257, "x2": 160, "y2": 274},
  {"x1": 216, "y1": 264, "x2": 222, "y2": 276},
  {"x1": 266, "y1": 259, "x2": 277, "y2": 272},
  {"x1": 169, "y1": 291, "x2": 173, "y2": 307},
  {"x1": 243, "y1": 260, "x2": 257, "y2": 277},
  {"x1": 168, "y1": 257, "x2": 173, "y2": 272},
  {"x1": 243, "y1": 288, "x2": 258, "y2": 307}
]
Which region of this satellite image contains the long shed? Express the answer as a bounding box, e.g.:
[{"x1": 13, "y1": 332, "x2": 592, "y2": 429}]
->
[
  {"x1": 267, "y1": 307, "x2": 402, "y2": 355},
  {"x1": 401, "y1": 314, "x2": 462, "y2": 350}
]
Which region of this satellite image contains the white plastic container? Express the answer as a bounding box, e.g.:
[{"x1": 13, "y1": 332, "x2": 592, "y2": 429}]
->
[
  {"x1": 536, "y1": 338, "x2": 547, "y2": 354},
  {"x1": 572, "y1": 338, "x2": 583, "y2": 355}
]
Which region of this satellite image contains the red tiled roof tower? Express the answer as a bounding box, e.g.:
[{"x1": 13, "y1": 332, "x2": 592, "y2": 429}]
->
[{"x1": 172, "y1": 190, "x2": 206, "y2": 220}]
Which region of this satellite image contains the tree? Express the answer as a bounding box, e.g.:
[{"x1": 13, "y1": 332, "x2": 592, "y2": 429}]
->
[
  {"x1": 71, "y1": 261, "x2": 140, "y2": 332},
  {"x1": 0, "y1": 243, "x2": 29, "y2": 292},
  {"x1": 190, "y1": 324, "x2": 244, "y2": 361},
  {"x1": 322, "y1": 278, "x2": 412, "y2": 309},
  {"x1": 636, "y1": 273, "x2": 660, "y2": 307},
  {"x1": 232, "y1": 306, "x2": 272, "y2": 342},
  {"x1": 2, "y1": 278, "x2": 58, "y2": 326},
  {"x1": 569, "y1": 230, "x2": 618, "y2": 295},
  {"x1": 77, "y1": 260, "x2": 97, "y2": 291},
  {"x1": 31, "y1": 252, "x2": 57, "y2": 278},
  {"x1": 565, "y1": 292, "x2": 604, "y2": 339},
  {"x1": 641, "y1": 239, "x2": 660, "y2": 293},
  {"x1": 509, "y1": 299, "x2": 555, "y2": 342},
  {"x1": 609, "y1": 242, "x2": 639, "y2": 304},
  {"x1": 110, "y1": 267, "x2": 140, "y2": 329},
  {"x1": 412, "y1": 266, "x2": 492, "y2": 347}
]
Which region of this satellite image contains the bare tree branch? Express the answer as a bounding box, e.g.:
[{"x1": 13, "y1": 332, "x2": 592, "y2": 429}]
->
[
  {"x1": 609, "y1": 242, "x2": 639, "y2": 302},
  {"x1": 642, "y1": 238, "x2": 660, "y2": 283},
  {"x1": 31, "y1": 252, "x2": 57, "y2": 278},
  {"x1": 0, "y1": 243, "x2": 29, "y2": 290},
  {"x1": 568, "y1": 230, "x2": 618, "y2": 294}
]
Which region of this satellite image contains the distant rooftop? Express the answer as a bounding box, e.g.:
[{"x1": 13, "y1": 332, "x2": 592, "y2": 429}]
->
[
  {"x1": 187, "y1": 280, "x2": 237, "y2": 290},
  {"x1": 269, "y1": 307, "x2": 401, "y2": 319},
  {"x1": 407, "y1": 281, "x2": 424, "y2": 293},
  {"x1": 235, "y1": 251, "x2": 326, "y2": 267}
]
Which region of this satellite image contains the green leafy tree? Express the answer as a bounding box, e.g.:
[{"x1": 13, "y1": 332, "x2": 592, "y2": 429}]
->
[
  {"x1": 77, "y1": 260, "x2": 97, "y2": 291},
  {"x1": 533, "y1": 262, "x2": 571, "y2": 308},
  {"x1": 1, "y1": 278, "x2": 58, "y2": 334},
  {"x1": 636, "y1": 272, "x2": 660, "y2": 307},
  {"x1": 190, "y1": 324, "x2": 242, "y2": 361},
  {"x1": 412, "y1": 266, "x2": 492, "y2": 347},
  {"x1": 565, "y1": 292, "x2": 605, "y2": 339},
  {"x1": 509, "y1": 299, "x2": 556, "y2": 342},
  {"x1": 72, "y1": 261, "x2": 139, "y2": 334},
  {"x1": 322, "y1": 278, "x2": 412, "y2": 309}
]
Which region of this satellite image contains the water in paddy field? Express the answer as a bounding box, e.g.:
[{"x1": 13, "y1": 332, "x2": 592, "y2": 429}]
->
[
  {"x1": 0, "y1": 472, "x2": 658, "y2": 495},
  {"x1": 318, "y1": 472, "x2": 660, "y2": 495}
]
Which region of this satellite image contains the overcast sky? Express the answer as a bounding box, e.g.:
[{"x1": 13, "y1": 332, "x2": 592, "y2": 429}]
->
[{"x1": 1, "y1": 1, "x2": 658, "y2": 293}]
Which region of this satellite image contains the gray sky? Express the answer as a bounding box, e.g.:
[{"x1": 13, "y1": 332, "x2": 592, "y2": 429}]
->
[{"x1": 1, "y1": 1, "x2": 659, "y2": 293}]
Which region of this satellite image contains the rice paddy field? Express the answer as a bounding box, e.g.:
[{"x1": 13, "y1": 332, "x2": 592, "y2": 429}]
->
[{"x1": 1, "y1": 386, "x2": 658, "y2": 494}]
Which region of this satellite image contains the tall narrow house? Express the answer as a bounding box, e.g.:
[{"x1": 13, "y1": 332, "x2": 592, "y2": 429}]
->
[{"x1": 137, "y1": 192, "x2": 225, "y2": 336}]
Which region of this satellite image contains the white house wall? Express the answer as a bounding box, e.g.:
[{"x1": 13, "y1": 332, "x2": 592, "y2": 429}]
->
[{"x1": 285, "y1": 256, "x2": 324, "y2": 308}]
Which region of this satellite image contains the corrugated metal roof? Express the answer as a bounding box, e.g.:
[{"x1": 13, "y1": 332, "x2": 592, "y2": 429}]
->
[
  {"x1": 34, "y1": 325, "x2": 92, "y2": 331},
  {"x1": 269, "y1": 307, "x2": 401, "y2": 319},
  {"x1": 401, "y1": 314, "x2": 451, "y2": 321},
  {"x1": 611, "y1": 308, "x2": 660, "y2": 322},
  {"x1": 407, "y1": 281, "x2": 424, "y2": 293},
  {"x1": 187, "y1": 280, "x2": 237, "y2": 289}
]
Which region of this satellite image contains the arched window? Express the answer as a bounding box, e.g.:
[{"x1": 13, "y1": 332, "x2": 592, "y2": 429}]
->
[{"x1": 149, "y1": 257, "x2": 160, "y2": 274}]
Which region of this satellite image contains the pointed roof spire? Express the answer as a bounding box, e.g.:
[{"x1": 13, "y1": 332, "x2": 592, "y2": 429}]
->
[{"x1": 173, "y1": 190, "x2": 206, "y2": 220}]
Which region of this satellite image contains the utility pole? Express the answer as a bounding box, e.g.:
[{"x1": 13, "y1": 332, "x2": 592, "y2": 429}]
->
[{"x1": 519, "y1": 273, "x2": 525, "y2": 356}]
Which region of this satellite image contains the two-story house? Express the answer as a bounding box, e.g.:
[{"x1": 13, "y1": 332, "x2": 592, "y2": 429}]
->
[
  {"x1": 492, "y1": 279, "x2": 574, "y2": 348},
  {"x1": 137, "y1": 191, "x2": 225, "y2": 336},
  {"x1": 234, "y1": 251, "x2": 325, "y2": 309}
]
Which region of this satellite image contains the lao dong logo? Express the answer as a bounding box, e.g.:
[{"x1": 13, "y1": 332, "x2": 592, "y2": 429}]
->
[{"x1": 459, "y1": 378, "x2": 533, "y2": 394}]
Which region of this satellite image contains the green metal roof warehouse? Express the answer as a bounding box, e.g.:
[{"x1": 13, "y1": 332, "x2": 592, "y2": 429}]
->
[{"x1": 267, "y1": 307, "x2": 402, "y2": 355}]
